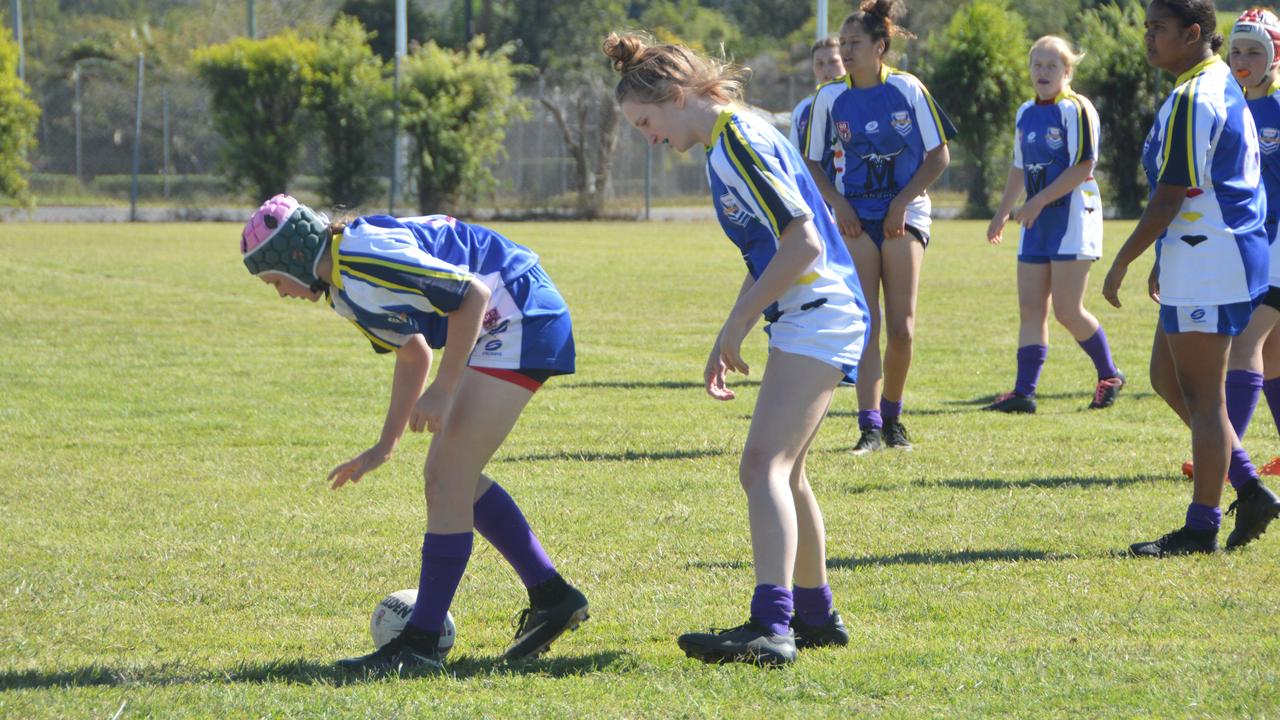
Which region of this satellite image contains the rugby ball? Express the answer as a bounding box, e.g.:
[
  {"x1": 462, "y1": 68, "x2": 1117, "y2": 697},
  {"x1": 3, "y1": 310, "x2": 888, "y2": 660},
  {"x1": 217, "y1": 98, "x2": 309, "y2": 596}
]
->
[{"x1": 370, "y1": 588, "x2": 456, "y2": 656}]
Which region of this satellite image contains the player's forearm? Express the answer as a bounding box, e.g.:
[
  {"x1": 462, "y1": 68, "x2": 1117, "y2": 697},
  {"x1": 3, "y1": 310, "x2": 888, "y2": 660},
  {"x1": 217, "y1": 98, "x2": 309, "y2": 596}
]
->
[
  {"x1": 1113, "y1": 184, "x2": 1185, "y2": 268},
  {"x1": 896, "y1": 144, "x2": 950, "y2": 204},
  {"x1": 730, "y1": 218, "x2": 820, "y2": 320},
  {"x1": 806, "y1": 159, "x2": 848, "y2": 209},
  {"x1": 436, "y1": 280, "x2": 492, "y2": 391},
  {"x1": 1031, "y1": 160, "x2": 1094, "y2": 207},
  {"x1": 381, "y1": 340, "x2": 431, "y2": 449},
  {"x1": 994, "y1": 168, "x2": 1025, "y2": 220}
]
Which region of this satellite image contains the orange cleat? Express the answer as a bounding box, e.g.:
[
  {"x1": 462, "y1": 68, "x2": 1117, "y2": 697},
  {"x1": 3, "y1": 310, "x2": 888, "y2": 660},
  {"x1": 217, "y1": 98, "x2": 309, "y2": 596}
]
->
[
  {"x1": 1179, "y1": 461, "x2": 1230, "y2": 484},
  {"x1": 1260, "y1": 457, "x2": 1280, "y2": 476}
]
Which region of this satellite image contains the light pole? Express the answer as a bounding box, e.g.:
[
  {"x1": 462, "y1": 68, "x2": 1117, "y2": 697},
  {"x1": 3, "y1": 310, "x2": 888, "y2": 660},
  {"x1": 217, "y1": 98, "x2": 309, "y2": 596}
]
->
[
  {"x1": 817, "y1": 0, "x2": 828, "y2": 40},
  {"x1": 130, "y1": 52, "x2": 144, "y2": 222},
  {"x1": 389, "y1": 0, "x2": 406, "y2": 214},
  {"x1": 10, "y1": 0, "x2": 22, "y2": 82}
]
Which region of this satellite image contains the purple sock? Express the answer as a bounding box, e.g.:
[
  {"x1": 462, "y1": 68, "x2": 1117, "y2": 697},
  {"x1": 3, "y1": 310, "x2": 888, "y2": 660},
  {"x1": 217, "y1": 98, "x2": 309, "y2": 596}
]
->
[
  {"x1": 473, "y1": 482, "x2": 558, "y2": 588},
  {"x1": 406, "y1": 532, "x2": 473, "y2": 634},
  {"x1": 1077, "y1": 327, "x2": 1119, "y2": 380},
  {"x1": 880, "y1": 399, "x2": 903, "y2": 421},
  {"x1": 792, "y1": 584, "x2": 833, "y2": 627},
  {"x1": 1264, "y1": 377, "x2": 1280, "y2": 438},
  {"x1": 750, "y1": 584, "x2": 793, "y2": 636},
  {"x1": 1185, "y1": 502, "x2": 1222, "y2": 532},
  {"x1": 1014, "y1": 344, "x2": 1048, "y2": 397},
  {"x1": 858, "y1": 409, "x2": 882, "y2": 431},
  {"x1": 1226, "y1": 370, "x2": 1265, "y2": 441},
  {"x1": 1228, "y1": 446, "x2": 1261, "y2": 491}
]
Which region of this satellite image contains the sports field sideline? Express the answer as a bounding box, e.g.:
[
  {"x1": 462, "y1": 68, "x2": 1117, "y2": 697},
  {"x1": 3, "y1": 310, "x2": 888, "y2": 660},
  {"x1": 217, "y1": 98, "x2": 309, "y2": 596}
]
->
[{"x1": 2, "y1": 219, "x2": 1278, "y2": 717}]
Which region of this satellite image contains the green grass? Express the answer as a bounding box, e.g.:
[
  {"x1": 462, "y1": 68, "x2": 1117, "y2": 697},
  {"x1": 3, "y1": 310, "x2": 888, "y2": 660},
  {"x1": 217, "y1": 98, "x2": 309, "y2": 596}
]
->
[{"x1": 2, "y1": 220, "x2": 1279, "y2": 717}]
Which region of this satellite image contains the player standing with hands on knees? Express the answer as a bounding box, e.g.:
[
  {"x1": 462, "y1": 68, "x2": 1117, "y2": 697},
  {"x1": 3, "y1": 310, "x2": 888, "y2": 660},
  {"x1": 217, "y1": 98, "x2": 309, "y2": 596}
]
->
[
  {"x1": 985, "y1": 36, "x2": 1125, "y2": 414},
  {"x1": 240, "y1": 195, "x2": 589, "y2": 673},
  {"x1": 1102, "y1": 0, "x2": 1280, "y2": 557},
  {"x1": 804, "y1": 0, "x2": 956, "y2": 455},
  {"x1": 605, "y1": 32, "x2": 868, "y2": 666}
]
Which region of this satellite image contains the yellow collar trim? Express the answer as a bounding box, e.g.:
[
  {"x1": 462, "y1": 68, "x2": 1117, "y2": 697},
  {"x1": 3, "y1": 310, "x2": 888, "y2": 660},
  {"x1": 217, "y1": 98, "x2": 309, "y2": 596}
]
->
[
  {"x1": 1177, "y1": 55, "x2": 1222, "y2": 86},
  {"x1": 327, "y1": 233, "x2": 343, "y2": 290},
  {"x1": 706, "y1": 107, "x2": 736, "y2": 152}
]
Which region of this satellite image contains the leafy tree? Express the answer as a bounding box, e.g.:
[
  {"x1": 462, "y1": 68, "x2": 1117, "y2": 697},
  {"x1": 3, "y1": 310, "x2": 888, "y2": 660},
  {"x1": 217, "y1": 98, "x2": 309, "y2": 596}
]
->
[
  {"x1": 642, "y1": 0, "x2": 741, "y2": 54},
  {"x1": 927, "y1": 0, "x2": 1028, "y2": 215},
  {"x1": 192, "y1": 32, "x2": 318, "y2": 203},
  {"x1": 539, "y1": 70, "x2": 621, "y2": 217},
  {"x1": 0, "y1": 33, "x2": 40, "y2": 205},
  {"x1": 399, "y1": 38, "x2": 528, "y2": 213},
  {"x1": 336, "y1": 0, "x2": 435, "y2": 62},
  {"x1": 309, "y1": 16, "x2": 390, "y2": 208},
  {"x1": 1075, "y1": 0, "x2": 1168, "y2": 216}
]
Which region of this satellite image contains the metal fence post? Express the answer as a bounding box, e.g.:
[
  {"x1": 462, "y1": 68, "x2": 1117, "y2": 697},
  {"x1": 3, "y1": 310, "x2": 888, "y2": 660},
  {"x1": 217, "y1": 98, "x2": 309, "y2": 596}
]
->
[{"x1": 130, "y1": 53, "x2": 144, "y2": 223}]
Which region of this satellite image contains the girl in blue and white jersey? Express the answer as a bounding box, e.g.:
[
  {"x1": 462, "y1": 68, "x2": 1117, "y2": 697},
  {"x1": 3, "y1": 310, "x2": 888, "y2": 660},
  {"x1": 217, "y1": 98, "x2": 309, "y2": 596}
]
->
[
  {"x1": 986, "y1": 36, "x2": 1125, "y2": 414},
  {"x1": 805, "y1": 0, "x2": 956, "y2": 455},
  {"x1": 239, "y1": 196, "x2": 589, "y2": 673},
  {"x1": 788, "y1": 36, "x2": 846, "y2": 184},
  {"x1": 1214, "y1": 9, "x2": 1280, "y2": 472},
  {"x1": 1102, "y1": 0, "x2": 1280, "y2": 557},
  {"x1": 606, "y1": 31, "x2": 869, "y2": 666}
]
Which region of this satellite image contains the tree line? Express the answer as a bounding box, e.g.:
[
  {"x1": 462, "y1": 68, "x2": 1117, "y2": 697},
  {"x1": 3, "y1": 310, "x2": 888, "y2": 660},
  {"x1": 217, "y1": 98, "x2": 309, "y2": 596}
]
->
[{"x1": 0, "y1": 0, "x2": 1185, "y2": 215}]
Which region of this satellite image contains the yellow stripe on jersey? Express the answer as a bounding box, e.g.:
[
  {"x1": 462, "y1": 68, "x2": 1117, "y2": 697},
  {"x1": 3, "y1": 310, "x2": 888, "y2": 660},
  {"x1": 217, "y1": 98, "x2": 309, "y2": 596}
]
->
[
  {"x1": 336, "y1": 251, "x2": 470, "y2": 284},
  {"x1": 341, "y1": 267, "x2": 448, "y2": 315},
  {"x1": 1159, "y1": 84, "x2": 1194, "y2": 184},
  {"x1": 349, "y1": 319, "x2": 398, "y2": 351},
  {"x1": 1065, "y1": 94, "x2": 1087, "y2": 165},
  {"x1": 888, "y1": 68, "x2": 949, "y2": 146},
  {"x1": 721, "y1": 115, "x2": 785, "y2": 236},
  {"x1": 328, "y1": 233, "x2": 345, "y2": 290},
  {"x1": 795, "y1": 271, "x2": 819, "y2": 285},
  {"x1": 803, "y1": 77, "x2": 846, "y2": 159},
  {"x1": 1185, "y1": 75, "x2": 1200, "y2": 187}
]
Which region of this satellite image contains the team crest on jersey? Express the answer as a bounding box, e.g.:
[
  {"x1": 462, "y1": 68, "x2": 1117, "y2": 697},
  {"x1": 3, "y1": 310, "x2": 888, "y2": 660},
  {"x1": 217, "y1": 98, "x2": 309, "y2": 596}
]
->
[
  {"x1": 719, "y1": 192, "x2": 751, "y2": 227},
  {"x1": 891, "y1": 111, "x2": 912, "y2": 136},
  {"x1": 1261, "y1": 127, "x2": 1280, "y2": 155},
  {"x1": 836, "y1": 121, "x2": 852, "y2": 142},
  {"x1": 1045, "y1": 127, "x2": 1064, "y2": 150}
]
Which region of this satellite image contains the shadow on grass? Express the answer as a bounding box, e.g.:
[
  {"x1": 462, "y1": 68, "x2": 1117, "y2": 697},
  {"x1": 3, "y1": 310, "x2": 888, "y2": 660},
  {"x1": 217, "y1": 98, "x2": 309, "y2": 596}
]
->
[
  {"x1": 0, "y1": 651, "x2": 628, "y2": 690},
  {"x1": 945, "y1": 390, "x2": 1156, "y2": 407},
  {"x1": 557, "y1": 379, "x2": 760, "y2": 391},
  {"x1": 924, "y1": 473, "x2": 1169, "y2": 491},
  {"x1": 495, "y1": 448, "x2": 727, "y2": 463},
  {"x1": 686, "y1": 548, "x2": 1070, "y2": 572}
]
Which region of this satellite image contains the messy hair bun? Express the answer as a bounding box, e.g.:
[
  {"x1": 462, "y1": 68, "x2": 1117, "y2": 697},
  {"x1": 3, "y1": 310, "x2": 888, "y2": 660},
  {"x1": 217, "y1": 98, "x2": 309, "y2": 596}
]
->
[
  {"x1": 603, "y1": 31, "x2": 747, "y2": 105},
  {"x1": 843, "y1": 0, "x2": 915, "y2": 56}
]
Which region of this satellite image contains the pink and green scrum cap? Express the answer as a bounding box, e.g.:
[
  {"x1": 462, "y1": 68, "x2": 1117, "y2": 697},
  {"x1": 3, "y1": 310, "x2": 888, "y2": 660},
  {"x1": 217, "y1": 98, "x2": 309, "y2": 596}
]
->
[{"x1": 241, "y1": 194, "x2": 331, "y2": 290}]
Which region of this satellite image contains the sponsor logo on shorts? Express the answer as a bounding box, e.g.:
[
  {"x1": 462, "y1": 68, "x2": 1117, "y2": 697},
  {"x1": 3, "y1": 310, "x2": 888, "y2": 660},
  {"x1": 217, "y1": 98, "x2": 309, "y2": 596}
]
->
[
  {"x1": 484, "y1": 339, "x2": 503, "y2": 352},
  {"x1": 1190, "y1": 308, "x2": 1207, "y2": 322},
  {"x1": 385, "y1": 311, "x2": 410, "y2": 325}
]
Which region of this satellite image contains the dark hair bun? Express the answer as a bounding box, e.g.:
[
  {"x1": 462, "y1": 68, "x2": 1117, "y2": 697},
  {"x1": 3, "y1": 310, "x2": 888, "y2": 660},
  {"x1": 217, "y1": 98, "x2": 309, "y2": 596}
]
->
[{"x1": 859, "y1": 0, "x2": 898, "y2": 23}]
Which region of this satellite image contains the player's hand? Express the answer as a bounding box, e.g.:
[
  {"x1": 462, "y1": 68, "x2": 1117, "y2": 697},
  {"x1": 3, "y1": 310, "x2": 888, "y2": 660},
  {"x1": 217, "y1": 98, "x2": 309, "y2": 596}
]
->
[
  {"x1": 1013, "y1": 197, "x2": 1044, "y2": 229},
  {"x1": 833, "y1": 200, "x2": 862, "y2": 240},
  {"x1": 328, "y1": 445, "x2": 391, "y2": 490},
  {"x1": 717, "y1": 315, "x2": 751, "y2": 378},
  {"x1": 884, "y1": 198, "x2": 907, "y2": 238},
  {"x1": 704, "y1": 341, "x2": 736, "y2": 401},
  {"x1": 1147, "y1": 263, "x2": 1161, "y2": 304},
  {"x1": 1102, "y1": 261, "x2": 1127, "y2": 308},
  {"x1": 409, "y1": 382, "x2": 452, "y2": 434},
  {"x1": 986, "y1": 215, "x2": 1007, "y2": 245}
]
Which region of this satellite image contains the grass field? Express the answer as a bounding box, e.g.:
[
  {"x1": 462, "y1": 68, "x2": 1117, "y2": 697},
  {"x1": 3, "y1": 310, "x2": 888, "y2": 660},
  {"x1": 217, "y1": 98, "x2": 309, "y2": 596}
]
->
[{"x1": 3, "y1": 219, "x2": 1280, "y2": 717}]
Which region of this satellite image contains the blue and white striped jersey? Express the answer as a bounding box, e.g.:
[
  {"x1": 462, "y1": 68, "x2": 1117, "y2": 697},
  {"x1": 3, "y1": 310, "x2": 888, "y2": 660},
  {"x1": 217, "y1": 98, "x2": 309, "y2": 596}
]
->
[
  {"x1": 804, "y1": 66, "x2": 957, "y2": 229},
  {"x1": 1142, "y1": 56, "x2": 1269, "y2": 305},
  {"x1": 705, "y1": 107, "x2": 864, "y2": 327},
  {"x1": 327, "y1": 215, "x2": 539, "y2": 353}
]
